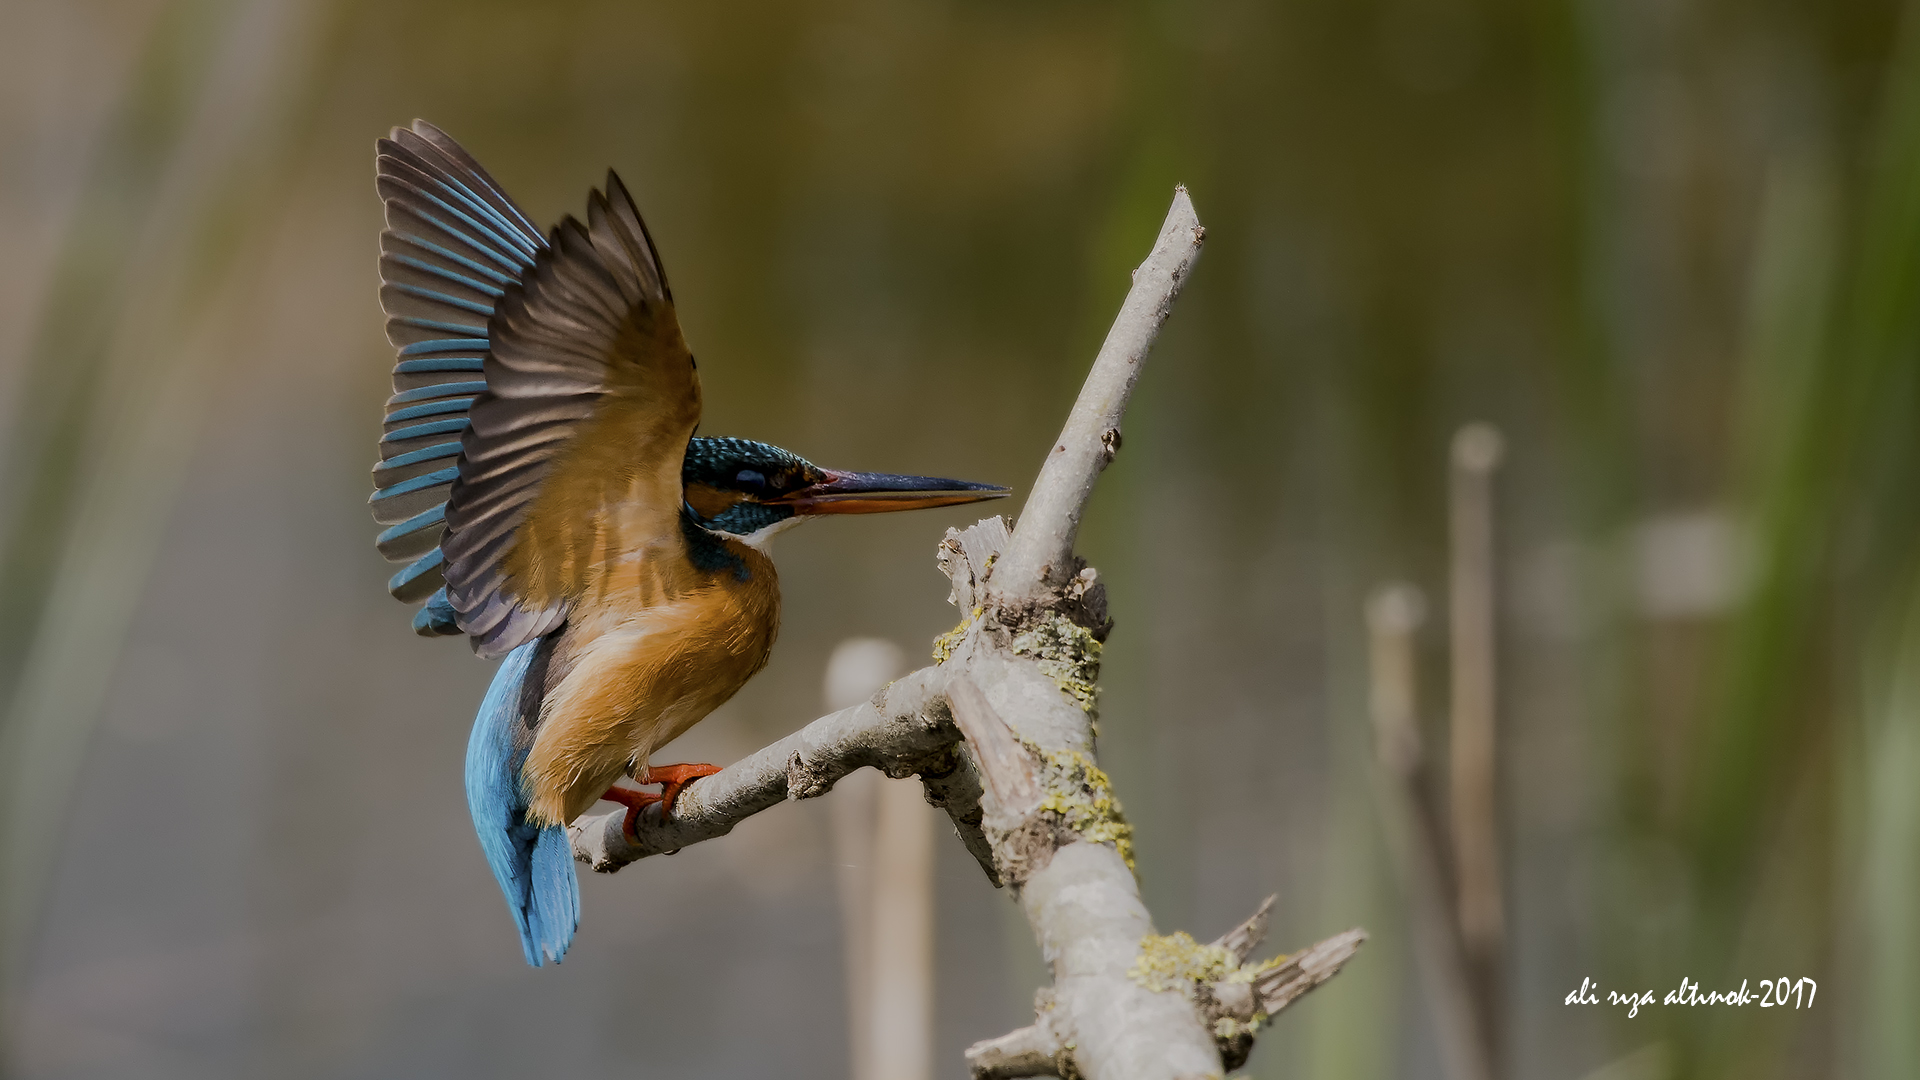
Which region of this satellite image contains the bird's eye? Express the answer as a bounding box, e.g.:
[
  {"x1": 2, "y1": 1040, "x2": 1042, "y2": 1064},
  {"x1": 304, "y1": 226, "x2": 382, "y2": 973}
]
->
[{"x1": 735, "y1": 469, "x2": 768, "y2": 491}]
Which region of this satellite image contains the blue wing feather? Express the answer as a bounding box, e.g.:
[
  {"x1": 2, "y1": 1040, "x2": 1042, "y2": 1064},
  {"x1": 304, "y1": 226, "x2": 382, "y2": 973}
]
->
[
  {"x1": 370, "y1": 121, "x2": 548, "y2": 623},
  {"x1": 384, "y1": 250, "x2": 510, "y2": 296},
  {"x1": 370, "y1": 123, "x2": 714, "y2": 647},
  {"x1": 383, "y1": 397, "x2": 478, "y2": 424},
  {"x1": 375, "y1": 505, "x2": 446, "y2": 561},
  {"x1": 390, "y1": 315, "x2": 490, "y2": 337},
  {"x1": 397, "y1": 338, "x2": 491, "y2": 358},
  {"x1": 372, "y1": 442, "x2": 465, "y2": 491},
  {"x1": 392, "y1": 181, "x2": 540, "y2": 268},
  {"x1": 387, "y1": 549, "x2": 445, "y2": 601},
  {"x1": 466, "y1": 640, "x2": 579, "y2": 967},
  {"x1": 381, "y1": 417, "x2": 471, "y2": 447},
  {"x1": 413, "y1": 588, "x2": 460, "y2": 636},
  {"x1": 389, "y1": 381, "x2": 490, "y2": 406},
  {"x1": 373, "y1": 124, "x2": 585, "y2": 965}
]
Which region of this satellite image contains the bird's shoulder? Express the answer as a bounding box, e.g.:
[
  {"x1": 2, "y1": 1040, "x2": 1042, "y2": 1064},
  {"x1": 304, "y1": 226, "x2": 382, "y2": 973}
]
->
[{"x1": 563, "y1": 516, "x2": 780, "y2": 627}]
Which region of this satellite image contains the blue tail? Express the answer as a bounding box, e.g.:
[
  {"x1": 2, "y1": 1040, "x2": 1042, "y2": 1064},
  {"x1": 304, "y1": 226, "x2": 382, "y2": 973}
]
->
[{"x1": 466, "y1": 640, "x2": 579, "y2": 966}]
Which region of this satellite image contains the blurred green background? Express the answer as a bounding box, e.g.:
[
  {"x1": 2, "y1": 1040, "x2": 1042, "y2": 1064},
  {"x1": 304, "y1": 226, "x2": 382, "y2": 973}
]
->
[{"x1": 1, "y1": 0, "x2": 1916, "y2": 1077}]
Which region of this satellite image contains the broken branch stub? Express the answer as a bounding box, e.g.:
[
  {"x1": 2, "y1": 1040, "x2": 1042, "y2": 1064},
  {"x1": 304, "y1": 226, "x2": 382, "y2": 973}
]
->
[{"x1": 966, "y1": 901, "x2": 1368, "y2": 1079}]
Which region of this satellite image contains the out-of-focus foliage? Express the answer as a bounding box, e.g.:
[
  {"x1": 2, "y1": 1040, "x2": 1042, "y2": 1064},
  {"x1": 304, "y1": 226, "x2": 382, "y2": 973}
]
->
[{"x1": 0, "y1": 1, "x2": 1915, "y2": 1078}]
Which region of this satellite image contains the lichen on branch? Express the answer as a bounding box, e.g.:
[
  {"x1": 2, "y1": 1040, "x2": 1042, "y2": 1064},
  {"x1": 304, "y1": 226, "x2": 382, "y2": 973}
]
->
[
  {"x1": 932, "y1": 608, "x2": 982, "y2": 664},
  {"x1": 1129, "y1": 931, "x2": 1284, "y2": 993},
  {"x1": 1011, "y1": 612, "x2": 1102, "y2": 715},
  {"x1": 1031, "y1": 743, "x2": 1134, "y2": 868}
]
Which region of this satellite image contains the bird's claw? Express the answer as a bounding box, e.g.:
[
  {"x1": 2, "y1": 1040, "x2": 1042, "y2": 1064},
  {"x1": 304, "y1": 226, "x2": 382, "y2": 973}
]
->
[
  {"x1": 602, "y1": 762, "x2": 722, "y2": 842},
  {"x1": 639, "y1": 762, "x2": 723, "y2": 820},
  {"x1": 600, "y1": 786, "x2": 663, "y2": 843}
]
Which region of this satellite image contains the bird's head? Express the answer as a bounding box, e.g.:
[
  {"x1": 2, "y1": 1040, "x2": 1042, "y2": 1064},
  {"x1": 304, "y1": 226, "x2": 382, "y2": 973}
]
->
[{"x1": 682, "y1": 436, "x2": 1010, "y2": 545}]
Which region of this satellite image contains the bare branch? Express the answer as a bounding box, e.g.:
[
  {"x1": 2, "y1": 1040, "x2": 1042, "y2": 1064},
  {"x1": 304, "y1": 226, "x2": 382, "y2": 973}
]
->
[
  {"x1": 569, "y1": 187, "x2": 1362, "y2": 1078},
  {"x1": 1192, "y1": 901, "x2": 1366, "y2": 1070},
  {"x1": 946, "y1": 673, "x2": 1043, "y2": 815},
  {"x1": 1250, "y1": 928, "x2": 1368, "y2": 1016},
  {"x1": 1210, "y1": 894, "x2": 1275, "y2": 964},
  {"x1": 965, "y1": 1023, "x2": 1066, "y2": 1079},
  {"x1": 940, "y1": 522, "x2": 1224, "y2": 1079},
  {"x1": 991, "y1": 188, "x2": 1206, "y2": 599},
  {"x1": 1020, "y1": 844, "x2": 1223, "y2": 1079},
  {"x1": 570, "y1": 667, "x2": 991, "y2": 876},
  {"x1": 937, "y1": 191, "x2": 1340, "y2": 1080},
  {"x1": 977, "y1": 897, "x2": 1369, "y2": 1077}
]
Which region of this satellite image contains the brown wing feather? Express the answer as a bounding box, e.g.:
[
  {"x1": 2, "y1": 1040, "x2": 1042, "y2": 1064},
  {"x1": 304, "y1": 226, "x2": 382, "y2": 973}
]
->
[{"x1": 442, "y1": 173, "x2": 701, "y2": 659}]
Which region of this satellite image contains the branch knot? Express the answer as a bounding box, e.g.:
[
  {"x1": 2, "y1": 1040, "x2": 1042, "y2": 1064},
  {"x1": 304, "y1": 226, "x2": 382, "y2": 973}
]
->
[{"x1": 785, "y1": 750, "x2": 833, "y2": 800}]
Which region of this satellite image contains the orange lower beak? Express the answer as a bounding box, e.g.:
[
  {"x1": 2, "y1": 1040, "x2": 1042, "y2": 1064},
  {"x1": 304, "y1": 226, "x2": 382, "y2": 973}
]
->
[{"x1": 774, "y1": 470, "x2": 1011, "y2": 515}]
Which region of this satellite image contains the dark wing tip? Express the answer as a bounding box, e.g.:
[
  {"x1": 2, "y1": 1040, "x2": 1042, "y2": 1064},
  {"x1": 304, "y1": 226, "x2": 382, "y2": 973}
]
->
[
  {"x1": 377, "y1": 119, "x2": 438, "y2": 152},
  {"x1": 600, "y1": 169, "x2": 672, "y2": 304},
  {"x1": 408, "y1": 119, "x2": 467, "y2": 159}
]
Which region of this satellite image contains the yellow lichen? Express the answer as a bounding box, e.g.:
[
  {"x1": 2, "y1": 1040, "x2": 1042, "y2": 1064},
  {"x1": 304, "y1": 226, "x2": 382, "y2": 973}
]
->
[
  {"x1": 1129, "y1": 932, "x2": 1234, "y2": 992},
  {"x1": 1222, "y1": 952, "x2": 1287, "y2": 984},
  {"x1": 931, "y1": 607, "x2": 983, "y2": 664},
  {"x1": 1130, "y1": 933, "x2": 1291, "y2": 1039},
  {"x1": 1212, "y1": 1013, "x2": 1269, "y2": 1040},
  {"x1": 1030, "y1": 745, "x2": 1134, "y2": 868},
  {"x1": 1011, "y1": 614, "x2": 1101, "y2": 714}
]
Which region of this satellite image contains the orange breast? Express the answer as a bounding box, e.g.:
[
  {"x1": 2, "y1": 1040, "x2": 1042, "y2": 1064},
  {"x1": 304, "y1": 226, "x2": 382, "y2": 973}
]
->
[{"x1": 519, "y1": 537, "x2": 780, "y2": 827}]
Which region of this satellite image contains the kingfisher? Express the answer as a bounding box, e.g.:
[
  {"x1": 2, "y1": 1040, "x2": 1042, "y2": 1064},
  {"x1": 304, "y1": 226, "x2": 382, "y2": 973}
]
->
[{"x1": 368, "y1": 121, "x2": 1008, "y2": 967}]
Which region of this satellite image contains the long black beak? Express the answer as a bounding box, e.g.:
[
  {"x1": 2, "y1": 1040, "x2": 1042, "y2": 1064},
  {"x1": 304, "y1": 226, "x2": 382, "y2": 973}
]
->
[{"x1": 773, "y1": 470, "x2": 1011, "y2": 515}]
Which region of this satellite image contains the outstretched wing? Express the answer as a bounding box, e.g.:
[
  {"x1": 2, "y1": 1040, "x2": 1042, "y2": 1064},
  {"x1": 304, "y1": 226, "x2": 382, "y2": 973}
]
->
[
  {"x1": 371, "y1": 122, "x2": 702, "y2": 659},
  {"x1": 442, "y1": 168, "x2": 701, "y2": 659},
  {"x1": 372, "y1": 120, "x2": 545, "y2": 633}
]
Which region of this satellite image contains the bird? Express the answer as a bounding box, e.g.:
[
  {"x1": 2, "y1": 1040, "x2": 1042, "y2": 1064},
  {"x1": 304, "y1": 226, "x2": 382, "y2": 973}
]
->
[{"x1": 368, "y1": 120, "x2": 1009, "y2": 967}]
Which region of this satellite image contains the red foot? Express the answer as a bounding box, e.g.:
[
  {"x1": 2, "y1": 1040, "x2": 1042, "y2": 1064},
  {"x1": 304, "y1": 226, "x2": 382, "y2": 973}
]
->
[
  {"x1": 640, "y1": 762, "x2": 723, "y2": 820},
  {"x1": 600, "y1": 786, "x2": 662, "y2": 842},
  {"x1": 601, "y1": 762, "x2": 722, "y2": 842}
]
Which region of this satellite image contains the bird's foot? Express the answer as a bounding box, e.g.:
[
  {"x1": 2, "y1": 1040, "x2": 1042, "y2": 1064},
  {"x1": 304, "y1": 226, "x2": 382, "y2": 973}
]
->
[
  {"x1": 600, "y1": 785, "x2": 663, "y2": 843},
  {"x1": 638, "y1": 762, "x2": 723, "y2": 820},
  {"x1": 601, "y1": 763, "x2": 721, "y2": 842}
]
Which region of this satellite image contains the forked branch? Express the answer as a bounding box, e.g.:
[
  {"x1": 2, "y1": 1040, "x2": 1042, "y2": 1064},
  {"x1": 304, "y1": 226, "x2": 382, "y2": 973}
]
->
[{"x1": 571, "y1": 188, "x2": 1365, "y2": 1079}]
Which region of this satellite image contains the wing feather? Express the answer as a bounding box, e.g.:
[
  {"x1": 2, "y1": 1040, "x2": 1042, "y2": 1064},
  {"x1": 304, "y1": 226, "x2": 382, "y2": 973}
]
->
[
  {"x1": 370, "y1": 122, "x2": 698, "y2": 656},
  {"x1": 441, "y1": 172, "x2": 700, "y2": 658},
  {"x1": 371, "y1": 121, "x2": 544, "y2": 632}
]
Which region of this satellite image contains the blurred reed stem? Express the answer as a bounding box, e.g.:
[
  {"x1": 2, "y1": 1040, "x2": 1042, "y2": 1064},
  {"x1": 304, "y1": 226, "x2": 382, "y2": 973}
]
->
[
  {"x1": 1366, "y1": 582, "x2": 1493, "y2": 1080},
  {"x1": 0, "y1": 0, "x2": 340, "y2": 1025},
  {"x1": 1448, "y1": 421, "x2": 1505, "y2": 1073}
]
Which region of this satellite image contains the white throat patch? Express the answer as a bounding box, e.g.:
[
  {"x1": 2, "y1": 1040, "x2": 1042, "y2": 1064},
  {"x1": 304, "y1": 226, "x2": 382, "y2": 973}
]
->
[{"x1": 739, "y1": 514, "x2": 808, "y2": 552}]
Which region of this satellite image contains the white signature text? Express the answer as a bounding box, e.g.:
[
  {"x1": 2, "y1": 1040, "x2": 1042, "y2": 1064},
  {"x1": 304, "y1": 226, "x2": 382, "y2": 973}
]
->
[{"x1": 1563, "y1": 976, "x2": 1816, "y2": 1018}]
